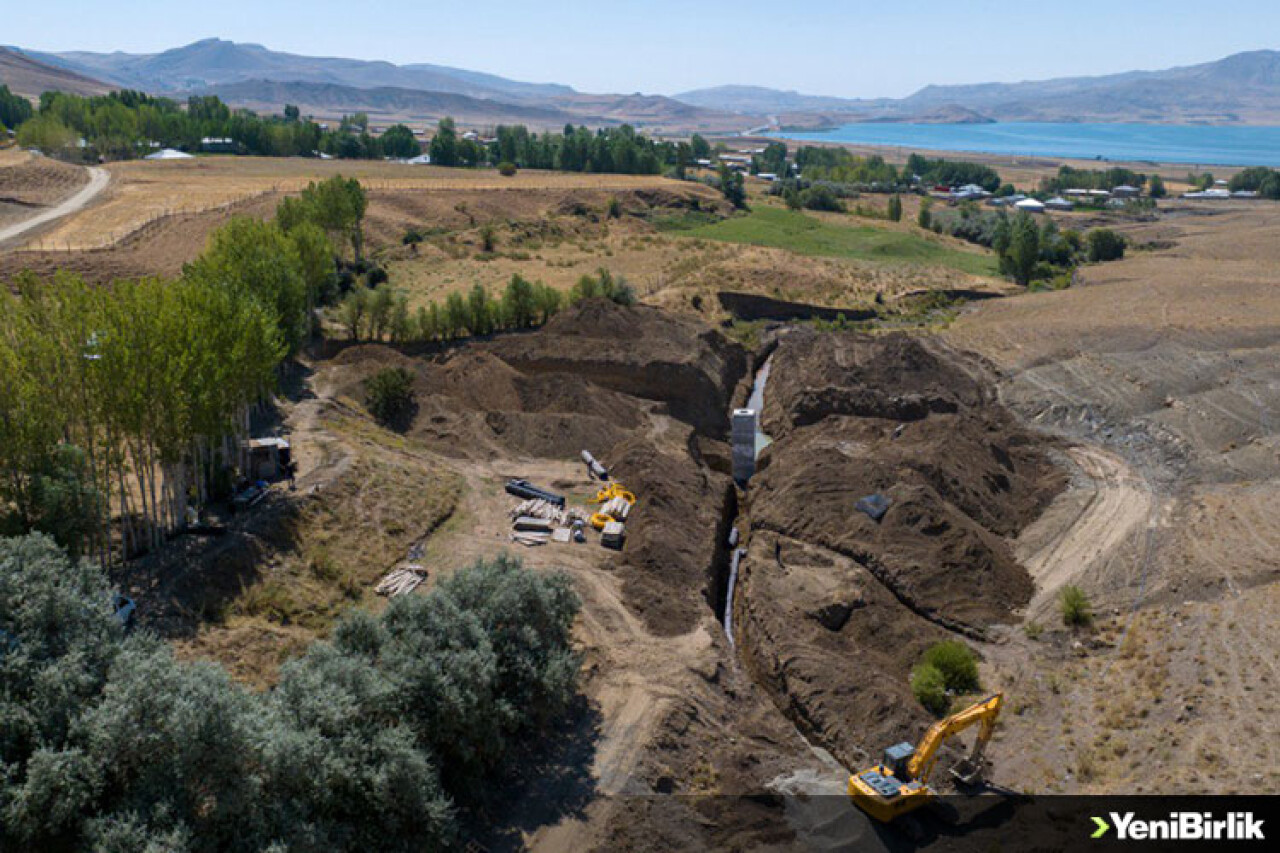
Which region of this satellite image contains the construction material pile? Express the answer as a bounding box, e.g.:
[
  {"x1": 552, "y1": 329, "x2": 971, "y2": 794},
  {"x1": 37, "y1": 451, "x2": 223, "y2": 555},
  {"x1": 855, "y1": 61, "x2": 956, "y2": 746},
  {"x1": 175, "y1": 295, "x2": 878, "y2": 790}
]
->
[
  {"x1": 505, "y1": 473, "x2": 636, "y2": 549},
  {"x1": 376, "y1": 566, "x2": 428, "y2": 597}
]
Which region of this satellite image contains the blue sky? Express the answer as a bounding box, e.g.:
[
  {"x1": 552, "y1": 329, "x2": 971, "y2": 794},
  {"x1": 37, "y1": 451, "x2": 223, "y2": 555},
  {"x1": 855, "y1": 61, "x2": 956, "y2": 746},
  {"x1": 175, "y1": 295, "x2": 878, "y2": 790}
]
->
[{"x1": 6, "y1": 1, "x2": 1279, "y2": 98}]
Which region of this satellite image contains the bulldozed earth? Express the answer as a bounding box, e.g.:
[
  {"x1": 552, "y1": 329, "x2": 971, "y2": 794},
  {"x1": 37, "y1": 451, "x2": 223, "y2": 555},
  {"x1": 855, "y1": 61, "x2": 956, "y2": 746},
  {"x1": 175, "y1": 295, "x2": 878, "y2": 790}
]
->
[{"x1": 122, "y1": 294, "x2": 1110, "y2": 850}]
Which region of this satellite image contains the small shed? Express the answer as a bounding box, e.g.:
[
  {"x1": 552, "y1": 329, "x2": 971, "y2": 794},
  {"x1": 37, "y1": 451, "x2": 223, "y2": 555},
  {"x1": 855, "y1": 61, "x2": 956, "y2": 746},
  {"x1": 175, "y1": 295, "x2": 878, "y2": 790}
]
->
[
  {"x1": 241, "y1": 437, "x2": 292, "y2": 481},
  {"x1": 1044, "y1": 196, "x2": 1075, "y2": 211},
  {"x1": 1014, "y1": 198, "x2": 1046, "y2": 213},
  {"x1": 1112, "y1": 184, "x2": 1141, "y2": 198}
]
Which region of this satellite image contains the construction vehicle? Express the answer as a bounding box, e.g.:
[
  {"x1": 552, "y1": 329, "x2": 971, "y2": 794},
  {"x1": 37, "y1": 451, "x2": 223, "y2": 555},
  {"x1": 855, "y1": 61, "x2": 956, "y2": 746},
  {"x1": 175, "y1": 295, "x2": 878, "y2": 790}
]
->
[{"x1": 848, "y1": 692, "x2": 1004, "y2": 823}]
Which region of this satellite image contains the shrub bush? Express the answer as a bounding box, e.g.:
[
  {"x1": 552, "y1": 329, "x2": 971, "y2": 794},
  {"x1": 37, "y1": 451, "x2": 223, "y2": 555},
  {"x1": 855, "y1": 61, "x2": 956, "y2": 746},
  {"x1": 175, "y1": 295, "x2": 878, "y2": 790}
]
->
[
  {"x1": 1060, "y1": 585, "x2": 1094, "y2": 627},
  {"x1": 800, "y1": 184, "x2": 845, "y2": 212},
  {"x1": 0, "y1": 537, "x2": 580, "y2": 852},
  {"x1": 365, "y1": 367, "x2": 415, "y2": 427},
  {"x1": 1086, "y1": 228, "x2": 1125, "y2": 262},
  {"x1": 497, "y1": 161, "x2": 517, "y2": 177},
  {"x1": 921, "y1": 640, "x2": 980, "y2": 693},
  {"x1": 911, "y1": 663, "x2": 949, "y2": 715}
]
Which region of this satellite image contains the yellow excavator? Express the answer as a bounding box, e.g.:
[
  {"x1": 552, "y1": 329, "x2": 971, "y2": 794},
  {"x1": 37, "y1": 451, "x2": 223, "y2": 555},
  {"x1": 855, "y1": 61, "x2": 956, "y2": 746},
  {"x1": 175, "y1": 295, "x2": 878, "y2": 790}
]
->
[{"x1": 849, "y1": 692, "x2": 1004, "y2": 823}]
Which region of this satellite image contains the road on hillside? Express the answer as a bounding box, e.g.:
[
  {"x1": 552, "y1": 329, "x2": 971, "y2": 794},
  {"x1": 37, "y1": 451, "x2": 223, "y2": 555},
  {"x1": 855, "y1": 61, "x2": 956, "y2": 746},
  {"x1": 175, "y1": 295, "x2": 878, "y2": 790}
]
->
[{"x1": 0, "y1": 165, "x2": 110, "y2": 248}]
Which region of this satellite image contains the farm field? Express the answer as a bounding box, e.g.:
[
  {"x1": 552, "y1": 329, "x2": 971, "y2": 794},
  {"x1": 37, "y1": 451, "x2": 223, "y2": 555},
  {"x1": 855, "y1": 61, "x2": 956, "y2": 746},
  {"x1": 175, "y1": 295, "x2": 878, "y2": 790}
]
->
[
  {"x1": 17, "y1": 155, "x2": 691, "y2": 251},
  {"x1": 678, "y1": 204, "x2": 999, "y2": 276}
]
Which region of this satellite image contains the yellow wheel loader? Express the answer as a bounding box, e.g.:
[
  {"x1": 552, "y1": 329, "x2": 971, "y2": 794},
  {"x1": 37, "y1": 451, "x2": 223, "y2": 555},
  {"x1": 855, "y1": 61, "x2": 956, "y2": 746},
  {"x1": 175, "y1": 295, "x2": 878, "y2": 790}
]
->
[{"x1": 849, "y1": 692, "x2": 1004, "y2": 823}]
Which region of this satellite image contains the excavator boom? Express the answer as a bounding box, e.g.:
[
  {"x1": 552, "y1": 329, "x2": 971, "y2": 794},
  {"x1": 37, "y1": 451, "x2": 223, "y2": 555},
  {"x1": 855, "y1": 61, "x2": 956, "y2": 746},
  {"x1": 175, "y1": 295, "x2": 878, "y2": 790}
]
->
[
  {"x1": 848, "y1": 692, "x2": 1004, "y2": 823},
  {"x1": 908, "y1": 692, "x2": 1003, "y2": 784}
]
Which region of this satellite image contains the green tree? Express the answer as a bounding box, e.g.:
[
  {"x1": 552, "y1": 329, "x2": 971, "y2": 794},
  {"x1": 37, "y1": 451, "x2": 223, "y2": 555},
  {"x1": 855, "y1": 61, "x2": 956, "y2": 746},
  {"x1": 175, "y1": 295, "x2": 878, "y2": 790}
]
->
[
  {"x1": 429, "y1": 117, "x2": 460, "y2": 167},
  {"x1": 0, "y1": 84, "x2": 35, "y2": 130},
  {"x1": 15, "y1": 114, "x2": 77, "y2": 152},
  {"x1": 921, "y1": 641, "x2": 980, "y2": 693},
  {"x1": 1060, "y1": 585, "x2": 1094, "y2": 627},
  {"x1": 380, "y1": 124, "x2": 421, "y2": 159},
  {"x1": 502, "y1": 274, "x2": 538, "y2": 329},
  {"x1": 917, "y1": 197, "x2": 933, "y2": 229},
  {"x1": 0, "y1": 444, "x2": 100, "y2": 560},
  {"x1": 1086, "y1": 228, "x2": 1126, "y2": 262},
  {"x1": 467, "y1": 284, "x2": 494, "y2": 336},
  {"x1": 337, "y1": 286, "x2": 368, "y2": 341},
  {"x1": 887, "y1": 194, "x2": 903, "y2": 222},
  {"x1": 277, "y1": 175, "x2": 367, "y2": 262},
  {"x1": 1004, "y1": 211, "x2": 1041, "y2": 285},
  {"x1": 444, "y1": 292, "x2": 469, "y2": 338},
  {"x1": 478, "y1": 223, "x2": 497, "y2": 254},
  {"x1": 1148, "y1": 174, "x2": 1167, "y2": 198},
  {"x1": 689, "y1": 133, "x2": 711, "y2": 161},
  {"x1": 287, "y1": 221, "x2": 336, "y2": 328},
  {"x1": 185, "y1": 217, "x2": 309, "y2": 353},
  {"x1": 364, "y1": 367, "x2": 416, "y2": 427},
  {"x1": 911, "y1": 663, "x2": 949, "y2": 716},
  {"x1": 718, "y1": 165, "x2": 747, "y2": 209}
]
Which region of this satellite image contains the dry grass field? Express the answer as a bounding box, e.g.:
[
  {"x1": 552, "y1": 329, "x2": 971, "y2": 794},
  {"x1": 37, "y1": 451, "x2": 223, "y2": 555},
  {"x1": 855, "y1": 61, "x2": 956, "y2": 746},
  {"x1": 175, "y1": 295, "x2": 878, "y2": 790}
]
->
[
  {"x1": 0, "y1": 148, "x2": 90, "y2": 229},
  {"x1": 21, "y1": 156, "x2": 692, "y2": 251}
]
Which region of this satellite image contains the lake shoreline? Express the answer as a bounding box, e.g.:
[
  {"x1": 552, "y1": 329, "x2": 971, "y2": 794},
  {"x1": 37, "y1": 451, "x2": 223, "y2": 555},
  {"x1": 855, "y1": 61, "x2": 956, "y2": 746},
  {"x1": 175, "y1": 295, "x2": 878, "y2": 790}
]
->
[{"x1": 762, "y1": 122, "x2": 1280, "y2": 169}]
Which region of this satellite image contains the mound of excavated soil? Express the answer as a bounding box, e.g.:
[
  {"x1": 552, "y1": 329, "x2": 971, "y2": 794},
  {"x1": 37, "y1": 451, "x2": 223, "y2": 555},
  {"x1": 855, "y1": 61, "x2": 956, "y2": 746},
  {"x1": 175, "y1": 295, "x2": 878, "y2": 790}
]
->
[
  {"x1": 324, "y1": 301, "x2": 750, "y2": 635},
  {"x1": 737, "y1": 330, "x2": 1063, "y2": 767},
  {"x1": 606, "y1": 435, "x2": 736, "y2": 636},
  {"x1": 761, "y1": 330, "x2": 987, "y2": 439},
  {"x1": 487, "y1": 300, "x2": 748, "y2": 438}
]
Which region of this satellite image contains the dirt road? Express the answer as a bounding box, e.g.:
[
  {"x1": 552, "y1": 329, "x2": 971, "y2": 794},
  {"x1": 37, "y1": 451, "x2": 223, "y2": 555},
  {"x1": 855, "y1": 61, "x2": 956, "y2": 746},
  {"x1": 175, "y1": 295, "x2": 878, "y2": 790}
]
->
[
  {"x1": 1016, "y1": 445, "x2": 1155, "y2": 621},
  {"x1": 0, "y1": 165, "x2": 109, "y2": 248}
]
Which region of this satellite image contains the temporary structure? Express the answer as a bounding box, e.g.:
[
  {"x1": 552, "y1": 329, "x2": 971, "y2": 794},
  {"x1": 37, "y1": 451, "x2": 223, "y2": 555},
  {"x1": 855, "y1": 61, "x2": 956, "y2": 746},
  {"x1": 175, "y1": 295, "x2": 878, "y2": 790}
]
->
[{"x1": 144, "y1": 148, "x2": 194, "y2": 160}]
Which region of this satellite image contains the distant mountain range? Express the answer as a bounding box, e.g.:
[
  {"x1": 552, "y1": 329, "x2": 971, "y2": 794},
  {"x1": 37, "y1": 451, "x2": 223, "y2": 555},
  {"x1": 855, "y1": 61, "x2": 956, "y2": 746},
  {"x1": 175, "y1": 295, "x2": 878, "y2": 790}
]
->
[
  {"x1": 2, "y1": 39, "x2": 748, "y2": 132},
  {"x1": 678, "y1": 50, "x2": 1280, "y2": 125},
  {"x1": 5, "y1": 40, "x2": 1280, "y2": 132},
  {"x1": 0, "y1": 47, "x2": 113, "y2": 98}
]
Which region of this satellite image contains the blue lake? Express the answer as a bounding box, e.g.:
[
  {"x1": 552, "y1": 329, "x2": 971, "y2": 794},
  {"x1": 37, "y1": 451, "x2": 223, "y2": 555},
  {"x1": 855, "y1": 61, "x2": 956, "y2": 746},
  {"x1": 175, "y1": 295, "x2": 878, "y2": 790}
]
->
[{"x1": 771, "y1": 123, "x2": 1280, "y2": 167}]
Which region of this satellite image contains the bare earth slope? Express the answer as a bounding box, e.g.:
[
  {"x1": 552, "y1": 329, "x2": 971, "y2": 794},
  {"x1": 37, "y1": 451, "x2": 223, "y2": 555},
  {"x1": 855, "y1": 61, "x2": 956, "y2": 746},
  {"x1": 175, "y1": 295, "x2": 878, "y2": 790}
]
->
[{"x1": 946, "y1": 198, "x2": 1280, "y2": 793}]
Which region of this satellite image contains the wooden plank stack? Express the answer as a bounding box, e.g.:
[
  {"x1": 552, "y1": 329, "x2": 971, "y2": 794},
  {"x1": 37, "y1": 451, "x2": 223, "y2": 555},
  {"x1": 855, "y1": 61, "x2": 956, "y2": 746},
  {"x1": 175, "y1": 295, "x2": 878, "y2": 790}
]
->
[{"x1": 376, "y1": 565, "x2": 428, "y2": 597}]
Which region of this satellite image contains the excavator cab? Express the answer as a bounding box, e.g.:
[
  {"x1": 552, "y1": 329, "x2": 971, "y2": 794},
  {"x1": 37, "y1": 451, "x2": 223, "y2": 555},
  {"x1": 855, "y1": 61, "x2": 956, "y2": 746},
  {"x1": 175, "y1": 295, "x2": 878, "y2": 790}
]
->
[{"x1": 849, "y1": 692, "x2": 1004, "y2": 824}]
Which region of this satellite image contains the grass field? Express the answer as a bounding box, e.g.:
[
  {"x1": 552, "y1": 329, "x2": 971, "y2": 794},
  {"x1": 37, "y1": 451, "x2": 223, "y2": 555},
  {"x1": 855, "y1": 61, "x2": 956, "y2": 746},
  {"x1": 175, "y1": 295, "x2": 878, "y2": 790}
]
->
[{"x1": 679, "y1": 205, "x2": 998, "y2": 276}]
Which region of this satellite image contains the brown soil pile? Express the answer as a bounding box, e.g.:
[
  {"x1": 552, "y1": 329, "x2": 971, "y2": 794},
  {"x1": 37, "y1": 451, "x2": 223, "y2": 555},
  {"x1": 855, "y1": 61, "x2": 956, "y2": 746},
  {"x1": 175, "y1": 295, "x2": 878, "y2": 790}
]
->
[
  {"x1": 487, "y1": 300, "x2": 748, "y2": 438},
  {"x1": 0, "y1": 154, "x2": 88, "y2": 208},
  {"x1": 737, "y1": 329, "x2": 1064, "y2": 768},
  {"x1": 325, "y1": 301, "x2": 749, "y2": 635},
  {"x1": 761, "y1": 331, "x2": 987, "y2": 439},
  {"x1": 606, "y1": 435, "x2": 735, "y2": 636}
]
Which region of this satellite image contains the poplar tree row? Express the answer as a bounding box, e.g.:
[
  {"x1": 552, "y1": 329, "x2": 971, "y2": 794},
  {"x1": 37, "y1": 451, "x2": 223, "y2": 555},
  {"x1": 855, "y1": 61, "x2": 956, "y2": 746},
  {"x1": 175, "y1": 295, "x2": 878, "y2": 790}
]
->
[{"x1": 0, "y1": 271, "x2": 284, "y2": 563}]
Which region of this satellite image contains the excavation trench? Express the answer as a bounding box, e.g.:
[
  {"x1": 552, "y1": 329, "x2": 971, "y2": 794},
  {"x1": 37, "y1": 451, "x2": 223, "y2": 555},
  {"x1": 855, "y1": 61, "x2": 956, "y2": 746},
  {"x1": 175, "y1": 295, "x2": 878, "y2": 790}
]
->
[{"x1": 712, "y1": 350, "x2": 774, "y2": 634}]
